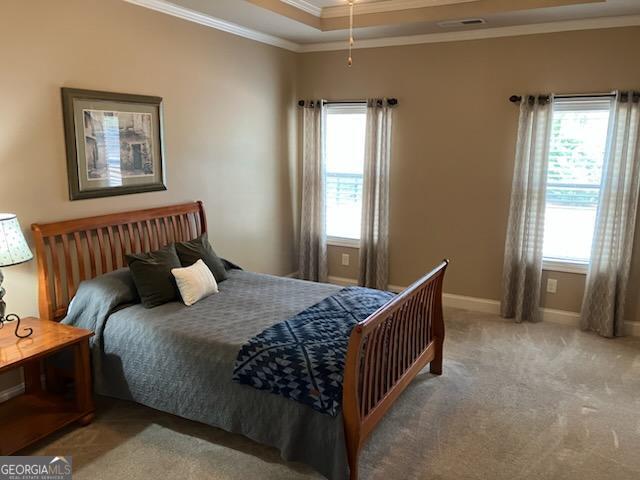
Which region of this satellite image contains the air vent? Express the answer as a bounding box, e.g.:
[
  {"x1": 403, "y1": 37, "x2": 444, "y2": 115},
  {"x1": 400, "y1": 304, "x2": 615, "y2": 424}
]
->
[{"x1": 437, "y1": 18, "x2": 486, "y2": 28}]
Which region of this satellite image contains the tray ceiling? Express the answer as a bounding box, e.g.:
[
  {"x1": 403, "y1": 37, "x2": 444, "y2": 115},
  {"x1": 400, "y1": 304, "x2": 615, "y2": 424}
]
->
[
  {"x1": 124, "y1": 0, "x2": 640, "y2": 51},
  {"x1": 282, "y1": 0, "x2": 481, "y2": 18}
]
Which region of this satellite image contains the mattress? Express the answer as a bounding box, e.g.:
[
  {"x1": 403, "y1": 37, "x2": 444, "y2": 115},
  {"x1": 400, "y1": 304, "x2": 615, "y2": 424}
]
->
[{"x1": 68, "y1": 269, "x2": 350, "y2": 480}]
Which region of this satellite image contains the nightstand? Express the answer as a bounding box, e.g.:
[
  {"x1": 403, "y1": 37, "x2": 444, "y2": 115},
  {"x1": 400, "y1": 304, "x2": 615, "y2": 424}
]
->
[{"x1": 0, "y1": 318, "x2": 94, "y2": 455}]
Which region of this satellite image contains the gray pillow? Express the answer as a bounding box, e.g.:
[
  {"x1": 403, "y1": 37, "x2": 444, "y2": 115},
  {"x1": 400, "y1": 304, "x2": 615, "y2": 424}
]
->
[
  {"x1": 126, "y1": 244, "x2": 182, "y2": 308},
  {"x1": 175, "y1": 233, "x2": 228, "y2": 282}
]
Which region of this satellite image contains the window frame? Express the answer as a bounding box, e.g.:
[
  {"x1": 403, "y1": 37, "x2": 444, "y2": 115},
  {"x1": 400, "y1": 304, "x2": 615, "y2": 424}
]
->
[
  {"x1": 542, "y1": 97, "x2": 612, "y2": 273},
  {"x1": 542, "y1": 258, "x2": 589, "y2": 274},
  {"x1": 327, "y1": 237, "x2": 361, "y2": 248},
  {"x1": 324, "y1": 103, "x2": 367, "y2": 247}
]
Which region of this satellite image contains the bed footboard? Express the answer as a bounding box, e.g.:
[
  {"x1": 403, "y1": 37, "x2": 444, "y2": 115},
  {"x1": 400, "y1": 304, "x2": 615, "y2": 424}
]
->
[{"x1": 342, "y1": 260, "x2": 448, "y2": 480}]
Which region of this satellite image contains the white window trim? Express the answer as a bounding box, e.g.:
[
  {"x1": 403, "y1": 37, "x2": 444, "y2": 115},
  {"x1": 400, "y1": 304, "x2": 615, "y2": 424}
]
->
[
  {"x1": 325, "y1": 104, "x2": 367, "y2": 243},
  {"x1": 542, "y1": 258, "x2": 589, "y2": 275},
  {"x1": 541, "y1": 97, "x2": 611, "y2": 274},
  {"x1": 327, "y1": 236, "x2": 360, "y2": 248}
]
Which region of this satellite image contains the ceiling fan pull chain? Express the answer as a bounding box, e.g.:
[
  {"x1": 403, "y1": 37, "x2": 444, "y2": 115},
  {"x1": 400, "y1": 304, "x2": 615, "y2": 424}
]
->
[{"x1": 348, "y1": 0, "x2": 354, "y2": 66}]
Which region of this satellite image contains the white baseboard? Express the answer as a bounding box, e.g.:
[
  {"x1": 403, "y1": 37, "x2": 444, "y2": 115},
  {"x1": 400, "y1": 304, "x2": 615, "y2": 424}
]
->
[
  {"x1": 418, "y1": 291, "x2": 584, "y2": 328},
  {"x1": 327, "y1": 275, "x2": 358, "y2": 286},
  {"x1": 541, "y1": 307, "x2": 581, "y2": 326},
  {"x1": 0, "y1": 383, "x2": 24, "y2": 403},
  {"x1": 324, "y1": 275, "x2": 640, "y2": 337},
  {"x1": 624, "y1": 321, "x2": 640, "y2": 337},
  {"x1": 438, "y1": 292, "x2": 583, "y2": 327},
  {"x1": 440, "y1": 294, "x2": 640, "y2": 336},
  {"x1": 329, "y1": 277, "x2": 504, "y2": 315},
  {"x1": 329, "y1": 276, "x2": 504, "y2": 314},
  {"x1": 442, "y1": 293, "x2": 501, "y2": 314}
]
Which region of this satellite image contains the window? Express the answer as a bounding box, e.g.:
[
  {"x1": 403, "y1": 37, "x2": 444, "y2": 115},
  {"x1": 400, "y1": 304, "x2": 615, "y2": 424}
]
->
[
  {"x1": 325, "y1": 104, "x2": 367, "y2": 242},
  {"x1": 543, "y1": 99, "x2": 611, "y2": 268}
]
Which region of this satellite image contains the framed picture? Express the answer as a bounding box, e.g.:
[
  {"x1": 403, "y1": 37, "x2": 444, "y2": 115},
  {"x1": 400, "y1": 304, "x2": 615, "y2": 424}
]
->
[{"x1": 61, "y1": 88, "x2": 166, "y2": 200}]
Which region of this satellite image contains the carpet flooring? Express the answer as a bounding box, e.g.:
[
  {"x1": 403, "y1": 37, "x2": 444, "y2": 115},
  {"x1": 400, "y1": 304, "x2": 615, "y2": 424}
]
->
[{"x1": 25, "y1": 308, "x2": 640, "y2": 480}]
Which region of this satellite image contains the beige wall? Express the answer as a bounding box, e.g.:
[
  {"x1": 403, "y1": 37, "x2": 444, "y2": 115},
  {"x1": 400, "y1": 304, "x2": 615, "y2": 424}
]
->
[
  {"x1": 328, "y1": 245, "x2": 360, "y2": 280},
  {"x1": 540, "y1": 271, "x2": 585, "y2": 312},
  {"x1": 0, "y1": 0, "x2": 297, "y2": 389},
  {"x1": 298, "y1": 27, "x2": 640, "y2": 320}
]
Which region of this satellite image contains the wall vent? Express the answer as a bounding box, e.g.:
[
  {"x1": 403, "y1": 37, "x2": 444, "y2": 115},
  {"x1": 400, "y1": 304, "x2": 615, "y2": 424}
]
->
[{"x1": 437, "y1": 18, "x2": 486, "y2": 28}]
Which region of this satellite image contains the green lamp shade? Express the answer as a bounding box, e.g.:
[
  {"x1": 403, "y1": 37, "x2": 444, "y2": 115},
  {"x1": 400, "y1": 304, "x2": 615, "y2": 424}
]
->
[{"x1": 0, "y1": 214, "x2": 33, "y2": 267}]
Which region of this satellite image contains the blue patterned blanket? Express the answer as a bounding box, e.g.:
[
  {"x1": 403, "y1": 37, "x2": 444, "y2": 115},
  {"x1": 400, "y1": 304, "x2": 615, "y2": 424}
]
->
[{"x1": 232, "y1": 286, "x2": 395, "y2": 416}]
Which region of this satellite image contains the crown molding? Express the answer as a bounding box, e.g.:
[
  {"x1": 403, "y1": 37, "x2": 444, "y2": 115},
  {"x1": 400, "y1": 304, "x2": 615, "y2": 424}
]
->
[
  {"x1": 121, "y1": 1, "x2": 640, "y2": 55},
  {"x1": 123, "y1": 0, "x2": 300, "y2": 51},
  {"x1": 280, "y1": 0, "x2": 323, "y2": 17},
  {"x1": 298, "y1": 14, "x2": 640, "y2": 52},
  {"x1": 321, "y1": 0, "x2": 478, "y2": 19}
]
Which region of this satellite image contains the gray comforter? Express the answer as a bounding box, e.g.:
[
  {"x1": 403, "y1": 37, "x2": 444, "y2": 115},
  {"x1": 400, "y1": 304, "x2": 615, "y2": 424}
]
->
[{"x1": 63, "y1": 269, "x2": 348, "y2": 480}]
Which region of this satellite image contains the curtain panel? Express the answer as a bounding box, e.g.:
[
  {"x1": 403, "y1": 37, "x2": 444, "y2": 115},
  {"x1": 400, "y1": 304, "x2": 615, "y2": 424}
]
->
[
  {"x1": 298, "y1": 100, "x2": 328, "y2": 283},
  {"x1": 581, "y1": 92, "x2": 640, "y2": 337},
  {"x1": 359, "y1": 99, "x2": 393, "y2": 290},
  {"x1": 501, "y1": 96, "x2": 554, "y2": 323}
]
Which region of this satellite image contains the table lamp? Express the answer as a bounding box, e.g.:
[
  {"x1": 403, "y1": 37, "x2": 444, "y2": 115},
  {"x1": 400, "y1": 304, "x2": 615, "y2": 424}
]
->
[{"x1": 0, "y1": 214, "x2": 34, "y2": 338}]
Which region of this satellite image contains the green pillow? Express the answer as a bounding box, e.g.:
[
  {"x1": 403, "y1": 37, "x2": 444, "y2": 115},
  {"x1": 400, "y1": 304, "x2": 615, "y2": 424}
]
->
[
  {"x1": 126, "y1": 244, "x2": 182, "y2": 308},
  {"x1": 175, "y1": 233, "x2": 227, "y2": 282}
]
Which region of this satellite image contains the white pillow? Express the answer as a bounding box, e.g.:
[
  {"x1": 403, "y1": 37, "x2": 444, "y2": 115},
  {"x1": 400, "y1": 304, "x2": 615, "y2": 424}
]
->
[{"x1": 171, "y1": 259, "x2": 218, "y2": 306}]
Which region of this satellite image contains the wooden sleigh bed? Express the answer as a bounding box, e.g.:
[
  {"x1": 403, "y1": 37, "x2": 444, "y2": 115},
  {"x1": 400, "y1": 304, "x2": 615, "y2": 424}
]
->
[{"x1": 31, "y1": 201, "x2": 448, "y2": 480}]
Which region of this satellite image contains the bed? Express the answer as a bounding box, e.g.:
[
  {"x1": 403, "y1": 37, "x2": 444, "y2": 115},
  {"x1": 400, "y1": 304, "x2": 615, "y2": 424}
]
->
[{"x1": 31, "y1": 202, "x2": 448, "y2": 480}]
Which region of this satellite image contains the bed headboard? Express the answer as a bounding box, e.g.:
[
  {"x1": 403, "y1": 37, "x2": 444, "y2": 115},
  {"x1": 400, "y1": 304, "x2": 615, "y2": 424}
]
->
[{"x1": 31, "y1": 202, "x2": 207, "y2": 322}]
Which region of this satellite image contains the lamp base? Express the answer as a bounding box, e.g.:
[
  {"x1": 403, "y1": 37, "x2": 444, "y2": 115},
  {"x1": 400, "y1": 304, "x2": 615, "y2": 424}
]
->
[
  {"x1": 0, "y1": 267, "x2": 5, "y2": 320},
  {"x1": 0, "y1": 268, "x2": 33, "y2": 339}
]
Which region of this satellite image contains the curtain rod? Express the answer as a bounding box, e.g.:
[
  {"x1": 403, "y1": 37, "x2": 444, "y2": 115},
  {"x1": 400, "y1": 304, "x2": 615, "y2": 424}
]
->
[
  {"x1": 298, "y1": 98, "x2": 398, "y2": 107},
  {"x1": 509, "y1": 91, "x2": 640, "y2": 104}
]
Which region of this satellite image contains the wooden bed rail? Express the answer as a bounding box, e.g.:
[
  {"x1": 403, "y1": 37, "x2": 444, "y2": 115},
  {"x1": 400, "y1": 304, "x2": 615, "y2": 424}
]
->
[{"x1": 342, "y1": 260, "x2": 449, "y2": 480}]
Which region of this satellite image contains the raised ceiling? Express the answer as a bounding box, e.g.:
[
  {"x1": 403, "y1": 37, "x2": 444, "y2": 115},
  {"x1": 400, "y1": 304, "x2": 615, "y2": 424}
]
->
[
  {"x1": 124, "y1": 0, "x2": 640, "y2": 51},
  {"x1": 281, "y1": 0, "x2": 483, "y2": 18}
]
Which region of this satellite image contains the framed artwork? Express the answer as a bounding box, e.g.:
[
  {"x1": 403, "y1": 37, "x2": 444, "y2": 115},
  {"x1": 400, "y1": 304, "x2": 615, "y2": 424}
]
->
[{"x1": 61, "y1": 88, "x2": 166, "y2": 200}]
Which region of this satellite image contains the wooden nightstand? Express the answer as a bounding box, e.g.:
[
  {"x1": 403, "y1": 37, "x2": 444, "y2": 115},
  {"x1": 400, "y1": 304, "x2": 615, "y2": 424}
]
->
[{"x1": 0, "y1": 318, "x2": 94, "y2": 455}]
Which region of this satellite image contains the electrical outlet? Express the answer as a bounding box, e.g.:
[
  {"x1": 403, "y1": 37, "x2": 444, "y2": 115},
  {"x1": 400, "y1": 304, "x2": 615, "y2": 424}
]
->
[
  {"x1": 547, "y1": 278, "x2": 558, "y2": 294},
  {"x1": 341, "y1": 253, "x2": 350, "y2": 266}
]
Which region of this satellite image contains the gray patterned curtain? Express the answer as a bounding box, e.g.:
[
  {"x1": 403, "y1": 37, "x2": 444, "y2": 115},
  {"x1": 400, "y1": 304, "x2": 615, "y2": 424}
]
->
[
  {"x1": 501, "y1": 96, "x2": 554, "y2": 323},
  {"x1": 581, "y1": 91, "x2": 640, "y2": 337},
  {"x1": 359, "y1": 99, "x2": 393, "y2": 290},
  {"x1": 298, "y1": 100, "x2": 328, "y2": 283}
]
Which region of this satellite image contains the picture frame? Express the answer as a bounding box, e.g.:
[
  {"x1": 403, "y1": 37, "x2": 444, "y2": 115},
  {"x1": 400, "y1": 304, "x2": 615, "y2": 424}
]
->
[{"x1": 61, "y1": 88, "x2": 167, "y2": 200}]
